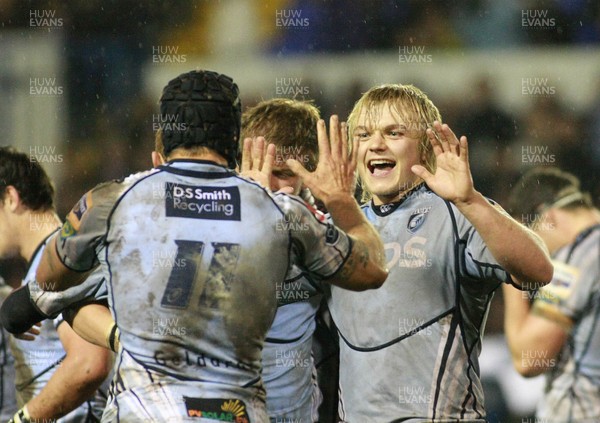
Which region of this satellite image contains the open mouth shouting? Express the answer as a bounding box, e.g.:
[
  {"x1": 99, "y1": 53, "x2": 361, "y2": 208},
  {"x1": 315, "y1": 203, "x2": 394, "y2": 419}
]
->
[{"x1": 367, "y1": 159, "x2": 397, "y2": 178}]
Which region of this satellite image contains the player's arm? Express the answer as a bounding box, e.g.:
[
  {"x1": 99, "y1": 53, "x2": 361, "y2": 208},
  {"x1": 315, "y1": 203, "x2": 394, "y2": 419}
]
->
[
  {"x1": 412, "y1": 122, "x2": 553, "y2": 288},
  {"x1": 17, "y1": 321, "x2": 113, "y2": 421},
  {"x1": 321, "y1": 194, "x2": 387, "y2": 290},
  {"x1": 502, "y1": 283, "x2": 568, "y2": 377},
  {"x1": 36, "y1": 233, "x2": 91, "y2": 291},
  {"x1": 287, "y1": 116, "x2": 388, "y2": 290},
  {"x1": 63, "y1": 302, "x2": 120, "y2": 352}
]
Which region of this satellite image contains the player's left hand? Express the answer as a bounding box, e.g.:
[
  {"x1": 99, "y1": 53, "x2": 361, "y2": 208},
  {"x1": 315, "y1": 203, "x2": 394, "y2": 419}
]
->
[{"x1": 411, "y1": 121, "x2": 476, "y2": 205}]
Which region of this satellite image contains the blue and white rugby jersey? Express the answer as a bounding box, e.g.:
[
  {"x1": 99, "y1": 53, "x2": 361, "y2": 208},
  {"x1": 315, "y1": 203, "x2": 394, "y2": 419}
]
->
[
  {"x1": 55, "y1": 160, "x2": 352, "y2": 422},
  {"x1": 263, "y1": 264, "x2": 323, "y2": 422},
  {"x1": 10, "y1": 233, "x2": 107, "y2": 422},
  {"x1": 0, "y1": 278, "x2": 18, "y2": 421},
  {"x1": 533, "y1": 224, "x2": 600, "y2": 422},
  {"x1": 329, "y1": 184, "x2": 512, "y2": 423}
]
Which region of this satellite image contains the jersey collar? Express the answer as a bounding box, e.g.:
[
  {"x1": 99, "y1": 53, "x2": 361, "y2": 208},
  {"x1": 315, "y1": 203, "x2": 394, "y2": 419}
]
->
[
  {"x1": 370, "y1": 183, "x2": 427, "y2": 217},
  {"x1": 158, "y1": 159, "x2": 236, "y2": 179}
]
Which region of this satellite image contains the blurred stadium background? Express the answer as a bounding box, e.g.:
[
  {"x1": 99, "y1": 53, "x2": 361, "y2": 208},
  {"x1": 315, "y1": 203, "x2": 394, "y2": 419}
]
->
[{"x1": 1, "y1": 1, "x2": 599, "y2": 421}]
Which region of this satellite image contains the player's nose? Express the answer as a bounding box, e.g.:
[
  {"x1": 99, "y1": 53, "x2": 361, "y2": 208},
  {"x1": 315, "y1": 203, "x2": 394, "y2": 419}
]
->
[{"x1": 369, "y1": 130, "x2": 386, "y2": 150}]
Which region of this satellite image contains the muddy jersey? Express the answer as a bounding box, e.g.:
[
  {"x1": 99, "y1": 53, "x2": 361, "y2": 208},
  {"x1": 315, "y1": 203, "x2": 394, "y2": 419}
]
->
[
  {"x1": 28, "y1": 266, "x2": 108, "y2": 319},
  {"x1": 0, "y1": 279, "x2": 17, "y2": 421},
  {"x1": 263, "y1": 265, "x2": 323, "y2": 421},
  {"x1": 533, "y1": 225, "x2": 600, "y2": 422},
  {"x1": 329, "y1": 184, "x2": 511, "y2": 422},
  {"x1": 10, "y1": 234, "x2": 106, "y2": 421},
  {"x1": 55, "y1": 160, "x2": 352, "y2": 422}
]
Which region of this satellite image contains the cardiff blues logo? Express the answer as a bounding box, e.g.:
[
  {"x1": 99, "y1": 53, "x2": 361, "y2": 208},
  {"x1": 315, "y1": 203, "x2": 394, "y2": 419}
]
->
[{"x1": 407, "y1": 210, "x2": 428, "y2": 233}]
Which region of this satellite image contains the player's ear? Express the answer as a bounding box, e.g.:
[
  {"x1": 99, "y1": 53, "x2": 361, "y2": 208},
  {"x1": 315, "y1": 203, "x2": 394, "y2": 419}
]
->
[
  {"x1": 152, "y1": 151, "x2": 166, "y2": 168},
  {"x1": 3, "y1": 186, "x2": 22, "y2": 212}
]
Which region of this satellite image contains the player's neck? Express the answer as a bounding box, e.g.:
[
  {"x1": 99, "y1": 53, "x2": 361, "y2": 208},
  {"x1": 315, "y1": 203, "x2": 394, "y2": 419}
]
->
[
  {"x1": 19, "y1": 210, "x2": 61, "y2": 263},
  {"x1": 372, "y1": 181, "x2": 423, "y2": 206}
]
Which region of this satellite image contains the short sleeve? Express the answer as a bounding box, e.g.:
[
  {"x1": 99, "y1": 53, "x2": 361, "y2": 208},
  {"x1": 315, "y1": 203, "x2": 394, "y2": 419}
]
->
[
  {"x1": 461, "y1": 226, "x2": 512, "y2": 283},
  {"x1": 29, "y1": 269, "x2": 108, "y2": 319},
  {"x1": 57, "y1": 182, "x2": 120, "y2": 272},
  {"x1": 533, "y1": 259, "x2": 598, "y2": 325},
  {"x1": 275, "y1": 195, "x2": 352, "y2": 279}
]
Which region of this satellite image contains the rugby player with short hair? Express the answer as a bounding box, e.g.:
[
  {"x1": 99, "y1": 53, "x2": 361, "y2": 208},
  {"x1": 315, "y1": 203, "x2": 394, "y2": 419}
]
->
[
  {"x1": 303, "y1": 84, "x2": 553, "y2": 422},
  {"x1": 504, "y1": 167, "x2": 600, "y2": 422},
  {"x1": 240, "y1": 98, "x2": 324, "y2": 422},
  {"x1": 16, "y1": 70, "x2": 387, "y2": 422},
  {"x1": 0, "y1": 146, "x2": 112, "y2": 422}
]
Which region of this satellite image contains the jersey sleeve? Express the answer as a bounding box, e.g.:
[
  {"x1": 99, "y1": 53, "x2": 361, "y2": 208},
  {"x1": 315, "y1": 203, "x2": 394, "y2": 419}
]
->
[
  {"x1": 533, "y1": 259, "x2": 598, "y2": 327},
  {"x1": 29, "y1": 269, "x2": 108, "y2": 319},
  {"x1": 276, "y1": 195, "x2": 352, "y2": 279},
  {"x1": 56, "y1": 182, "x2": 121, "y2": 272},
  {"x1": 455, "y1": 201, "x2": 512, "y2": 284}
]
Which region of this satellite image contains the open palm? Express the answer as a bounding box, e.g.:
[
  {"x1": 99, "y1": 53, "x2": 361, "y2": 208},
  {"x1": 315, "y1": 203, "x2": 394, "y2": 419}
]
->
[
  {"x1": 287, "y1": 115, "x2": 358, "y2": 203},
  {"x1": 411, "y1": 121, "x2": 475, "y2": 204}
]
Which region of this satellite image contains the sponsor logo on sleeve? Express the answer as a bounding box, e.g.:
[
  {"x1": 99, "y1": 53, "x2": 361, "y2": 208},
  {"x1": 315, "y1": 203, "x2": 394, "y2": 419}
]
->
[
  {"x1": 325, "y1": 224, "x2": 340, "y2": 245},
  {"x1": 62, "y1": 192, "x2": 93, "y2": 238},
  {"x1": 536, "y1": 260, "x2": 579, "y2": 305},
  {"x1": 183, "y1": 397, "x2": 250, "y2": 422},
  {"x1": 165, "y1": 183, "x2": 241, "y2": 221}
]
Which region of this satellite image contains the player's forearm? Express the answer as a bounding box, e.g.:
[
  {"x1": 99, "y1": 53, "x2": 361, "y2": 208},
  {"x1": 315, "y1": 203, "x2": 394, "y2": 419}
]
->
[
  {"x1": 325, "y1": 194, "x2": 388, "y2": 289},
  {"x1": 456, "y1": 192, "x2": 552, "y2": 288},
  {"x1": 25, "y1": 354, "x2": 110, "y2": 420},
  {"x1": 502, "y1": 285, "x2": 561, "y2": 377},
  {"x1": 502, "y1": 284, "x2": 532, "y2": 355}
]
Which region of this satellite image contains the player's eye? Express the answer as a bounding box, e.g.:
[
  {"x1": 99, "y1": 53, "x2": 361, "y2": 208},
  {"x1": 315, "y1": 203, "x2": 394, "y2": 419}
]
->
[
  {"x1": 387, "y1": 128, "x2": 405, "y2": 138},
  {"x1": 354, "y1": 131, "x2": 370, "y2": 140}
]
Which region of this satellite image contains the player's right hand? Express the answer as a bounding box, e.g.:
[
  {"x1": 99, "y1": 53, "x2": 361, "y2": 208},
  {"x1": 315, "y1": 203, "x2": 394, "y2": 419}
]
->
[{"x1": 287, "y1": 115, "x2": 358, "y2": 205}]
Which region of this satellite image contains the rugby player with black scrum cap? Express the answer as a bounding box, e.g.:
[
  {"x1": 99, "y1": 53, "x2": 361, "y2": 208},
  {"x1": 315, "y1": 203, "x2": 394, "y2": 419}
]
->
[
  {"x1": 504, "y1": 167, "x2": 600, "y2": 422},
  {"x1": 285, "y1": 84, "x2": 554, "y2": 422},
  {"x1": 3, "y1": 70, "x2": 387, "y2": 422}
]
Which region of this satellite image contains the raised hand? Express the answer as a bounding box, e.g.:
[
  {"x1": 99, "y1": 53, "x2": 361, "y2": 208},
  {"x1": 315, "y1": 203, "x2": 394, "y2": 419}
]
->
[
  {"x1": 411, "y1": 121, "x2": 476, "y2": 205},
  {"x1": 286, "y1": 115, "x2": 358, "y2": 204}
]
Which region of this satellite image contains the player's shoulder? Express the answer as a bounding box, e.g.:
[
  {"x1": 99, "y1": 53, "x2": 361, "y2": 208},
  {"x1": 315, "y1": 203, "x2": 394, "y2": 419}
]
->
[{"x1": 87, "y1": 168, "x2": 160, "y2": 200}]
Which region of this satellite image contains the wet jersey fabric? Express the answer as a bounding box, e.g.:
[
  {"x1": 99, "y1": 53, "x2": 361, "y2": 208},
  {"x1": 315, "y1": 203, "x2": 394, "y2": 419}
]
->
[
  {"x1": 55, "y1": 160, "x2": 352, "y2": 422},
  {"x1": 534, "y1": 225, "x2": 600, "y2": 422},
  {"x1": 263, "y1": 264, "x2": 323, "y2": 421},
  {"x1": 329, "y1": 184, "x2": 511, "y2": 422}
]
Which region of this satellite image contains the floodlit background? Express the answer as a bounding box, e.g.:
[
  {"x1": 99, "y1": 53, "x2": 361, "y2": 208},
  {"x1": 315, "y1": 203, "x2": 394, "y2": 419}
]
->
[{"x1": 1, "y1": 1, "x2": 599, "y2": 421}]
